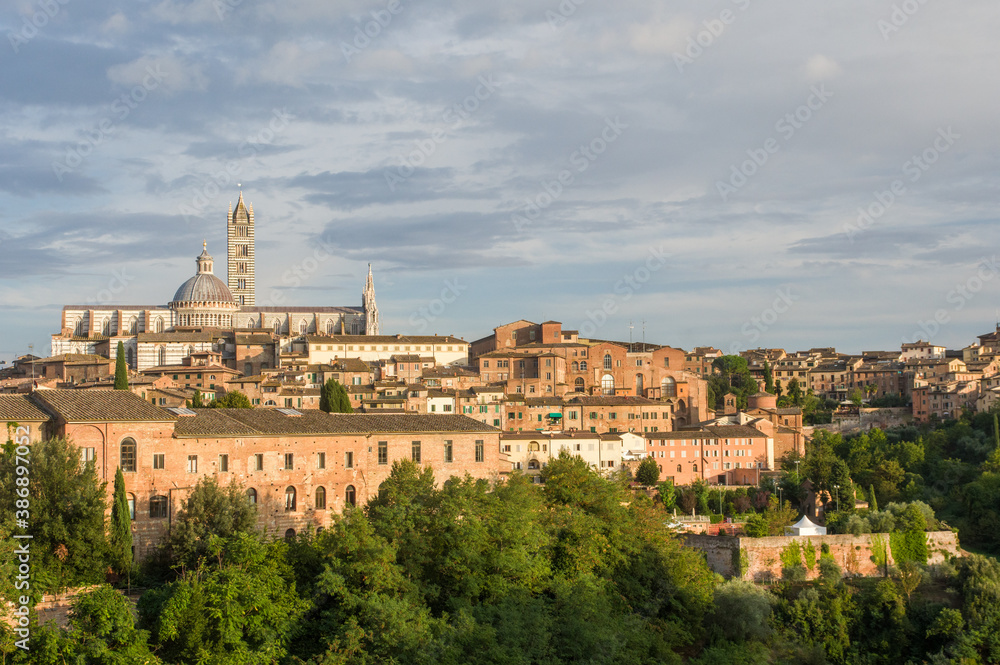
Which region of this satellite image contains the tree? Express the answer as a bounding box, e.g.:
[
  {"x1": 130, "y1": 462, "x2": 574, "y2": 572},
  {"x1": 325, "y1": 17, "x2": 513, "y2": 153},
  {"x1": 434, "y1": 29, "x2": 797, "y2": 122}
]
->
[
  {"x1": 191, "y1": 389, "x2": 203, "y2": 408},
  {"x1": 67, "y1": 585, "x2": 160, "y2": 663},
  {"x1": 114, "y1": 341, "x2": 129, "y2": 390},
  {"x1": 140, "y1": 533, "x2": 307, "y2": 664},
  {"x1": 787, "y1": 378, "x2": 803, "y2": 406},
  {"x1": 775, "y1": 379, "x2": 783, "y2": 397},
  {"x1": 210, "y1": 390, "x2": 252, "y2": 408},
  {"x1": 0, "y1": 437, "x2": 108, "y2": 593},
  {"x1": 763, "y1": 361, "x2": 775, "y2": 394},
  {"x1": 168, "y1": 477, "x2": 257, "y2": 569},
  {"x1": 635, "y1": 457, "x2": 660, "y2": 486},
  {"x1": 109, "y1": 467, "x2": 133, "y2": 584},
  {"x1": 850, "y1": 387, "x2": 864, "y2": 407},
  {"x1": 320, "y1": 378, "x2": 353, "y2": 413}
]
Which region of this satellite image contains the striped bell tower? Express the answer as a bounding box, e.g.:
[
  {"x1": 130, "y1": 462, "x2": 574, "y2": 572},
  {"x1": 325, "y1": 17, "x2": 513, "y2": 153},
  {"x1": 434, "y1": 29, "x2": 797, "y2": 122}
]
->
[{"x1": 227, "y1": 190, "x2": 255, "y2": 306}]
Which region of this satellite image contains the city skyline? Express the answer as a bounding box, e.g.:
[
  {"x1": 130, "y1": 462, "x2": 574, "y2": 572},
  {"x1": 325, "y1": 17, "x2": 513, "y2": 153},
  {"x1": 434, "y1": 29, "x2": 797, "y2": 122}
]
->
[{"x1": 2, "y1": 0, "x2": 999, "y2": 362}]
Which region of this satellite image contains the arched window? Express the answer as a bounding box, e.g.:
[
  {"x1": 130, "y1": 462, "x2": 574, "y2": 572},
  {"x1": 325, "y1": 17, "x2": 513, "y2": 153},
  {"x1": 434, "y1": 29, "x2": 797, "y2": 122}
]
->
[
  {"x1": 120, "y1": 438, "x2": 136, "y2": 472},
  {"x1": 155, "y1": 318, "x2": 164, "y2": 333},
  {"x1": 157, "y1": 347, "x2": 166, "y2": 366},
  {"x1": 285, "y1": 486, "x2": 296, "y2": 511},
  {"x1": 601, "y1": 374, "x2": 615, "y2": 395},
  {"x1": 273, "y1": 319, "x2": 281, "y2": 334},
  {"x1": 676, "y1": 464, "x2": 682, "y2": 473},
  {"x1": 603, "y1": 354, "x2": 612, "y2": 370},
  {"x1": 528, "y1": 441, "x2": 540, "y2": 452},
  {"x1": 635, "y1": 374, "x2": 644, "y2": 394},
  {"x1": 572, "y1": 361, "x2": 579, "y2": 371},
  {"x1": 246, "y1": 488, "x2": 257, "y2": 504},
  {"x1": 149, "y1": 495, "x2": 168, "y2": 518},
  {"x1": 102, "y1": 318, "x2": 112, "y2": 336},
  {"x1": 285, "y1": 528, "x2": 296, "y2": 541},
  {"x1": 326, "y1": 319, "x2": 335, "y2": 334},
  {"x1": 580, "y1": 361, "x2": 587, "y2": 371},
  {"x1": 528, "y1": 460, "x2": 540, "y2": 470},
  {"x1": 345, "y1": 485, "x2": 356, "y2": 507},
  {"x1": 127, "y1": 493, "x2": 136, "y2": 520},
  {"x1": 315, "y1": 486, "x2": 327, "y2": 510},
  {"x1": 692, "y1": 464, "x2": 698, "y2": 472},
  {"x1": 351, "y1": 320, "x2": 360, "y2": 335},
  {"x1": 126, "y1": 347, "x2": 135, "y2": 368},
  {"x1": 574, "y1": 377, "x2": 585, "y2": 389},
  {"x1": 661, "y1": 376, "x2": 677, "y2": 398},
  {"x1": 128, "y1": 317, "x2": 138, "y2": 334},
  {"x1": 264, "y1": 400, "x2": 277, "y2": 406},
  {"x1": 299, "y1": 320, "x2": 307, "y2": 335}
]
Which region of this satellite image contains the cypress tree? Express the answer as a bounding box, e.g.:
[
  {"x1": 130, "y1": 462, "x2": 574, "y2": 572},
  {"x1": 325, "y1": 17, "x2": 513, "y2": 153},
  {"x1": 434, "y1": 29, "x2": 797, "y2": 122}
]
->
[
  {"x1": 114, "y1": 341, "x2": 129, "y2": 390},
  {"x1": 192, "y1": 390, "x2": 203, "y2": 408},
  {"x1": 869, "y1": 484, "x2": 878, "y2": 513},
  {"x1": 321, "y1": 378, "x2": 354, "y2": 413},
  {"x1": 110, "y1": 467, "x2": 133, "y2": 586},
  {"x1": 993, "y1": 412, "x2": 999, "y2": 450},
  {"x1": 763, "y1": 361, "x2": 775, "y2": 394}
]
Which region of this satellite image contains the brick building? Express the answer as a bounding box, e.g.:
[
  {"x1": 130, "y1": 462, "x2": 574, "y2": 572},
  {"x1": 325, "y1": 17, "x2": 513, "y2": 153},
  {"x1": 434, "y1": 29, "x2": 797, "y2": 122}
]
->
[{"x1": 1, "y1": 390, "x2": 501, "y2": 559}]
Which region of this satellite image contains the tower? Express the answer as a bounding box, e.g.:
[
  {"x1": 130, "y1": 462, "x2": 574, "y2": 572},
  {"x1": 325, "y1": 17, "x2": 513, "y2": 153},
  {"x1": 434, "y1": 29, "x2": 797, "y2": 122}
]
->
[
  {"x1": 363, "y1": 263, "x2": 380, "y2": 335},
  {"x1": 227, "y1": 191, "x2": 255, "y2": 306}
]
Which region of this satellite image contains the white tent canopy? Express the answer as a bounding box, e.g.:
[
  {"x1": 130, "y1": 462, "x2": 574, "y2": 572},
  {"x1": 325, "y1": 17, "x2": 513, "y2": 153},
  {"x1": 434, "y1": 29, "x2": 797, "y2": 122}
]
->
[{"x1": 785, "y1": 514, "x2": 827, "y2": 536}]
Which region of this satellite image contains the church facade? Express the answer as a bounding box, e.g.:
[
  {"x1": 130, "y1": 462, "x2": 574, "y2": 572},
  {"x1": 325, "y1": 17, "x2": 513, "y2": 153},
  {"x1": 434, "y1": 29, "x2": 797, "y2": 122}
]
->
[{"x1": 51, "y1": 192, "x2": 380, "y2": 371}]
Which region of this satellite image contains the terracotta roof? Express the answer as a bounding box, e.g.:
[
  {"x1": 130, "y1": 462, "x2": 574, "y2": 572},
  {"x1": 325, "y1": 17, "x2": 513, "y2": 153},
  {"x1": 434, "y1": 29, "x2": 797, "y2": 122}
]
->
[
  {"x1": 705, "y1": 425, "x2": 769, "y2": 438},
  {"x1": 137, "y1": 332, "x2": 219, "y2": 343},
  {"x1": 0, "y1": 395, "x2": 50, "y2": 421},
  {"x1": 304, "y1": 334, "x2": 466, "y2": 344},
  {"x1": 30, "y1": 390, "x2": 176, "y2": 422},
  {"x1": 173, "y1": 410, "x2": 496, "y2": 437},
  {"x1": 565, "y1": 396, "x2": 659, "y2": 406}
]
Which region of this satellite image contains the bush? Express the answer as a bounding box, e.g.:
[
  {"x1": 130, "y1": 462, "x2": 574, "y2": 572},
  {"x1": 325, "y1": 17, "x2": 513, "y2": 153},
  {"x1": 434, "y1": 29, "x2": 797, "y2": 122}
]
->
[
  {"x1": 782, "y1": 564, "x2": 807, "y2": 582},
  {"x1": 707, "y1": 580, "x2": 773, "y2": 642},
  {"x1": 818, "y1": 556, "x2": 842, "y2": 584}
]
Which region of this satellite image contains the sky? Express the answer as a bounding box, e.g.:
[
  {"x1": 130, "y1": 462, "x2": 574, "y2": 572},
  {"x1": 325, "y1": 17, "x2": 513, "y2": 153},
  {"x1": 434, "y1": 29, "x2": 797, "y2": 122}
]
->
[{"x1": 1, "y1": 0, "x2": 999, "y2": 364}]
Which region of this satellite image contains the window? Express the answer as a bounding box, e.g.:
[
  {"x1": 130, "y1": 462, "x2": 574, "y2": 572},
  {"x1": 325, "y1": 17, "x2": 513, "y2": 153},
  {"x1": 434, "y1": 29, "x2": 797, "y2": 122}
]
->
[
  {"x1": 218, "y1": 454, "x2": 229, "y2": 472},
  {"x1": 285, "y1": 528, "x2": 296, "y2": 541},
  {"x1": 285, "y1": 486, "x2": 297, "y2": 511},
  {"x1": 317, "y1": 452, "x2": 326, "y2": 469},
  {"x1": 604, "y1": 354, "x2": 612, "y2": 370},
  {"x1": 411, "y1": 441, "x2": 421, "y2": 463},
  {"x1": 120, "y1": 438, "x2": 137, "y2": 472},
  {"x1": 127, "y1": 493, "x2": 136, "y2": 520},
  {"x1": 187, "y1": 455, "x2": 198, "y2": 473},
  {"x1": 601, "y1": 374, "x2": 614, "y2": 395},
  {"x1": 345, "y1": 451, "x2": 354, "y2": 469},
  {"x1": 580, "y1": 361, "x2": 587, "y2": 370},
  {"x1": 254, "y1": 454, "x2": 264, "y2": 471},
  {"x1": 444, "y1": 440, "x2": 453, "y2": 463},
  {"x1": 315, "y1": 486, "x2": 327, "y2": 509},
  {"x1": 80, "y1": 447, "x2": 96, "y2": 465},
  {"x1": 246, "y1": 488, "x2": 257, "y2": 504},
  {"x1": 475, "y1": 439, "x2": 484, "y2": 463},
  {"x1": 378, "y1": 441, "x2": 388, "y2": 465},
  {"x1": 284, "y1": 453, "x2": 294, "y2": 470},
  {"x1": 149, "y1": 496, "x2": 168, "y2": 519},
  {"x1": 345, "y1": 485, "x2": 357, "y2": 506},
  {"x1": 677, "y1": 464, "x2": 682, "y2": 473}
]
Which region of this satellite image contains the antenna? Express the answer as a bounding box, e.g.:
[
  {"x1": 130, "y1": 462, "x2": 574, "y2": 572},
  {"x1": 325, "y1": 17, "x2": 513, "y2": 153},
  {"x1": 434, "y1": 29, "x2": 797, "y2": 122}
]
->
[
  {"x1": 642, "y1": 320, "x2": 646, "y2": 348},
  {"x1": 629, "y1": 320, "x2": 634, "y2": 349}
]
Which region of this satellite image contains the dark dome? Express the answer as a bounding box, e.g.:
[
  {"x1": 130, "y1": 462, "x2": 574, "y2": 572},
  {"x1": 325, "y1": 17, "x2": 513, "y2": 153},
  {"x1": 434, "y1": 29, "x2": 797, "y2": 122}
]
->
[{"x1": 172, "y1": 273, "x2": 235, "y2": 304}]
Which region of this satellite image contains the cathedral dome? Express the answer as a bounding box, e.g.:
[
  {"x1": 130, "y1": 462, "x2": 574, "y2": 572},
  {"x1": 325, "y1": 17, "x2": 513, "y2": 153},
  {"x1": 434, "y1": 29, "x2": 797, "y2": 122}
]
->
[
  {"x1": 172, "y1": 273, "x2": 235, "y2": 305},
  {"x1": 170, "y1": 243, "x2": 236, "y2": 306}
]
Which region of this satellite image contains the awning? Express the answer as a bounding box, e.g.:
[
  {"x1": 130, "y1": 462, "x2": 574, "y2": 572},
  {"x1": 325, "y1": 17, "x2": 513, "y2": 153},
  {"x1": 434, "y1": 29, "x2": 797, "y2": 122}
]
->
[{"x1": 548, "y1": 412, "x2": 563, "y2": 418}]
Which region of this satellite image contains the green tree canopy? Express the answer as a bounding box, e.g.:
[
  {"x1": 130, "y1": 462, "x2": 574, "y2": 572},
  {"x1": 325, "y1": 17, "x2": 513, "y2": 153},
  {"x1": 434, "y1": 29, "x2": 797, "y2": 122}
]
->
[
  {"x1": 210, "y1": 390, "x2": 252, "y2": 408},
  {"x1": 0, "y1": 436, "x2": 108, "y2": 593},
  {"x1": 635, "y1": 456, "x2": 660, "y2": 486},
  {"x1": 114, "y1": 341, "x2": 129, "y2": 390},
  {"x1": 109, "y1": 467, "x2": 133, "y2": 581},
  {"x1": 167, "y1": 477, "x2": 257, "y2": 570},
  {"x1": 320, "y1": 377, "x2": 353, "y2": 413}
]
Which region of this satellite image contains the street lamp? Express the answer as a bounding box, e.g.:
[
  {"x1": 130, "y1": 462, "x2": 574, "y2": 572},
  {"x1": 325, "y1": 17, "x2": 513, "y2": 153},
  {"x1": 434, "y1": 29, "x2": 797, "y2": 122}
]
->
[
  {"x1": 794, "y1": 460, "x2": 800, "y2": 484},
  {"x1": 834, "y1": 485, "x2": 840, "y2": 513}
]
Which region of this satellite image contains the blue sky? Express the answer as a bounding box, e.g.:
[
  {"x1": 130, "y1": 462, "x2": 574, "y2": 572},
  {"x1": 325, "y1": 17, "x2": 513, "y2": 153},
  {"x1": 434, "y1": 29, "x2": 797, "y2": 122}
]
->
[{"x1": 1, "y1": 0, "x2": 999, "y2": 363}]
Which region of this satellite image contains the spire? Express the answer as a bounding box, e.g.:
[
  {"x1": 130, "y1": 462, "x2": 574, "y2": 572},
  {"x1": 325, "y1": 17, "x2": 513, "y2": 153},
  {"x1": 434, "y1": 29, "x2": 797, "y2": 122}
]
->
[{"x1": 363, "y1": 264, "x2": 380, "y2": 335}]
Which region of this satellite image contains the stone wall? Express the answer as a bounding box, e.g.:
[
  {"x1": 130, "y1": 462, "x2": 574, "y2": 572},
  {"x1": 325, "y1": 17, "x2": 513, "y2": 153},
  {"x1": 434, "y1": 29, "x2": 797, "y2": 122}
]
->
[{"x1": 684, "y1": 530, "x2": 961, "y2": 581}]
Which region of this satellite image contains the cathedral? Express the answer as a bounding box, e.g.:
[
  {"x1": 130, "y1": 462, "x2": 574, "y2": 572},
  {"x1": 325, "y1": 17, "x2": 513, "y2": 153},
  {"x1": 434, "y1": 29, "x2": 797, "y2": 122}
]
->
[{"x1": 51, "y1": 192, "x2": 380, "y2": 370}]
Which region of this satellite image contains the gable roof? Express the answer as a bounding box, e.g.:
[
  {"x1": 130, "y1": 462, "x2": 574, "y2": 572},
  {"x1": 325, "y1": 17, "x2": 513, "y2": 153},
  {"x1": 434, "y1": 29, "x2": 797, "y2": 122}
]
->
[
  {"x1": 30, "y1": 390, "x2": 176, "y2": 422},
  {"x1": 173, "y1": 410, "x2": 497, "y2": 437}
]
